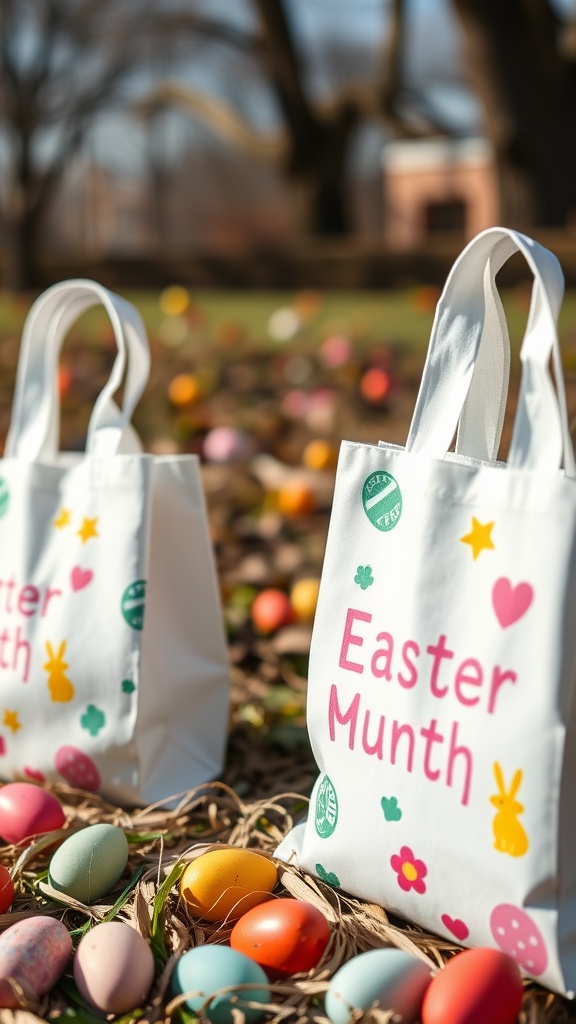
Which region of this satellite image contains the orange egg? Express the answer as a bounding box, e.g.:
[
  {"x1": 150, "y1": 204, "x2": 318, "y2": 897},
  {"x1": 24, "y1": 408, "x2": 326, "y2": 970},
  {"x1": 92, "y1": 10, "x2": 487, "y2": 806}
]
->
[
  {"x1": 421, "y1": 947, "x2": 523, "y2": 1024},
  {"x1": 277, "y1": 480, "x2": 316, "y2": 517},
  {"x1": 251, "y1": 589, "x2": 293, "y2": 635},
  {"x1": 167, "y1": 373, "x2": 201, "y2": 407},
  {"x1": 360, "y1": 367, "x2": 391, "y2": 404},
  {"x1": 231, "y1": 898, "x2": 331, "y2": 977}
]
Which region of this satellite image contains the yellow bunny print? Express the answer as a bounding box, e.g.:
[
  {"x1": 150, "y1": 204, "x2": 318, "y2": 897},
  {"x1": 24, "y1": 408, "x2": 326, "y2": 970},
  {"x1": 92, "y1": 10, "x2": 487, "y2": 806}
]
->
[
  {"x1": 43, "y1": 641, "x2": 75, "y2": 703},
  {"x1": 490, "y1": 761, "x2": 529, "y2": 858}
]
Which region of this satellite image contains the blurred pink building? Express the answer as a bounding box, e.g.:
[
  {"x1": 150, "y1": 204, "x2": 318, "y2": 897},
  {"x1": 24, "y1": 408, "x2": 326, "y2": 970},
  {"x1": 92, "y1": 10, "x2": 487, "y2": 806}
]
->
[{"x1": 382, "y1": 137, "x2": 499, "y2": 248}]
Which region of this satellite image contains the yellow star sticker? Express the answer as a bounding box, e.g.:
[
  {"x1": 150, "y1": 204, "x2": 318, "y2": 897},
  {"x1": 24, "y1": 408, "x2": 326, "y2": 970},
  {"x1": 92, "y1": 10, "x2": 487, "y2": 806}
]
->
[
  {"x1": 460, "y1": 517, "x2": 495, "y2": 560},
  {"x1": 77, "y1": 517, "x2": 99, "y2": 544},
  {"x1": 3, "y1": 709, "x2": 21, "y2": 734},
  {"x1": 53, "y1": 508, "x2": 71, "y2": 529}
]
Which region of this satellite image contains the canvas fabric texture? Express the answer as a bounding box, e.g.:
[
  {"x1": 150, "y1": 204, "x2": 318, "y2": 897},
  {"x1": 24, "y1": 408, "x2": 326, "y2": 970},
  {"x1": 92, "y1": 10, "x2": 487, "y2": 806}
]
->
[
  {"x1": 0, "y1": 280, "x2": 230, "y2": 806},
  {"x1": 276, "y1": 227, "x2": 576, "y2": 996}
]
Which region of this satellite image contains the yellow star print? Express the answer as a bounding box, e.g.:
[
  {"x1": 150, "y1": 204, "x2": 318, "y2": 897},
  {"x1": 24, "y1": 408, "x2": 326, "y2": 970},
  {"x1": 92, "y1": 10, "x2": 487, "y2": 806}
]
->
[
  {"x1": 53, "y1": 508, "x2": 71, "y2": 530},
  {"x1": 3, "y1": 710, "x2": 21, "y2": 734},
  {"x1": 77, "y1": 517, "x2": 99, "y2": 544},
  {"x1": 460, "y1": 517, "x2": 495, "y2": 560}
]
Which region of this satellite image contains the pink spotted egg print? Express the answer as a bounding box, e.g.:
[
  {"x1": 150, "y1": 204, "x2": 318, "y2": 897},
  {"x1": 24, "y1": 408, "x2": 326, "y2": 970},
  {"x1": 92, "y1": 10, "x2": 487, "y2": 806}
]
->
[
  {"x1": 54, "y1": 746, "x2": 100, "y2": 792},
  {"x1": 490, "y1": 904, "x2": 548, "y2": 975}
]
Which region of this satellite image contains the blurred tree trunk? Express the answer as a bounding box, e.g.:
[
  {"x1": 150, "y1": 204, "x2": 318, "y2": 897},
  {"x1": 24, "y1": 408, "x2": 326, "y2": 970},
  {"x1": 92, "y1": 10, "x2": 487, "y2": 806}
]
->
[
  {"x1": 452, "y1": 0, "x2": 576, "y2": 228},
  {"x1": 253, "y1": 0, "x2": 358, "y2": 235}
]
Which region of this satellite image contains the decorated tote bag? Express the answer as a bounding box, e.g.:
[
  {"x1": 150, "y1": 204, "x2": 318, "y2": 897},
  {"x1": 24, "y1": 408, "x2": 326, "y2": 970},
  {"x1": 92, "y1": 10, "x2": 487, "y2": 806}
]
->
[
  {"x1": 0, "y1": 280, "x2": 230, "y2": 806},
  {"x1": 276, "y1": 227, "x2": 576, "y2": 996}
]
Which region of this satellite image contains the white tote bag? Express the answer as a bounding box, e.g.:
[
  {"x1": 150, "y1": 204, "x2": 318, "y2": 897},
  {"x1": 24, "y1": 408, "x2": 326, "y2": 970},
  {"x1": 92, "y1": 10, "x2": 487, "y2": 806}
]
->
[
  {"x1": 0, "y1": 280, "x2": 230, "y2": 806},
  {"x1": 276, "y1": 227, "x2": 576, "y2": 996}
]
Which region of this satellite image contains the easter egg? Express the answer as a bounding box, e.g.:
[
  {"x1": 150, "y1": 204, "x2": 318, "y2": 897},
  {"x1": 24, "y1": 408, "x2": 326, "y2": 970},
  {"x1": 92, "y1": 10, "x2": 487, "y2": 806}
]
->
[
  {"x1": 290, "y1": 578, "x2": 320, "y2": 623},
  {"x1": 0, "y1": 865, "x2": 14, "y2": 913},
  {"x1": 48, "y1": 823, "x2": 129, "y2": 904},
  {"x1": 326, "y1": 947, "x2": 431, "y2": 1024},
  {"x1": 360, "y1": 367, "x2": 391, "y2": 404},
  {"x1": 490, "y1": 904, "x2": 548, "y2": 975},
  {"x1": 251, "y1": 589, "x2": 293, "y2": 635},
  {"x1": 302, "y1": 439, "x2": 337, "y2": 471},
  {"x1": 172, "y1": 945, "x2": 269, "y2": 1024},
  {"x1": 0, "y1": 782, "x2": 65, "y2": 844},
  {"x1": 230, "y1": 898, "x2": 331, "y2": 977},
  {"x1": 160, "y1": 285, "x2": 190, "y2": 317},
  {"x1": 74, "y1": 921, "x2": 155, "y2": 1014},
  {"x1": 168, "y1": 373, "x2": 200, "y2": 407},
  {"x1": 203, "y1": 427, "x2": 249, "y2": 464},
  {"x1": 421, "y1": 947, "x2": 523, "y2": 1024},
  {"x1": 277, "y1": 480, "x2": 316, "y2": 517},
  {"x1": 0, "y1": 915, "x2": 72, "y2": 1007},
  {"x1": 180, "y1": 848, "x2": 277, "y2": 923}
]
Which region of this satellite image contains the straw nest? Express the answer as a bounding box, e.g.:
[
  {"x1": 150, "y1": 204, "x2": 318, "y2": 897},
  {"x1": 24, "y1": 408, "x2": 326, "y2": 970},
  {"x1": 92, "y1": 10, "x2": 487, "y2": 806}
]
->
[{"x1": 0, "y1": 777, "x2": 573, "y2": 1024}]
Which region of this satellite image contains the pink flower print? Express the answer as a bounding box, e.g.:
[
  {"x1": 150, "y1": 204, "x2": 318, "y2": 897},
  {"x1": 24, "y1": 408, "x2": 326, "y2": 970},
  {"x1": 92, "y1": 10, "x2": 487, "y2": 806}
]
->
[{"x1": 390, "y1": 845, "x2": 427, "y2": 894}]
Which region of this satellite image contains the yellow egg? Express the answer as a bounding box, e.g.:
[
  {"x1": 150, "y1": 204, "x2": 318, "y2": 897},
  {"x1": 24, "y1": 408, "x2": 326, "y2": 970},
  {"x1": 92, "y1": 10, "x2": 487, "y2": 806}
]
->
[
  {"x1": 290, "y1": 578, "x2": 321, "y2": 622},
  {"x1": 160, "y1": 285, "x2": 190, "y2": 316},
  {"x1": 302, "y1": 439, "x2": 337, "y2": 471},
  {"x1": 180, "y1": 849, "x2": 278, "y2": 923}
]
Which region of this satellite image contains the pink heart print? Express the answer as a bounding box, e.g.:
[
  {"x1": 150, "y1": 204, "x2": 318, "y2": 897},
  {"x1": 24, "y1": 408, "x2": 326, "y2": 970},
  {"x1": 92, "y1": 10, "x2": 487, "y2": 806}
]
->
[
  {"x1": 71, "y1": 566, "x2": 93, "y2": 592},
  {"x1": 492, "y1": 577, "x2": 533, "y2": 628},
  {"x1": 441, "y1": 914, "x2": 469, "y2": 941}
]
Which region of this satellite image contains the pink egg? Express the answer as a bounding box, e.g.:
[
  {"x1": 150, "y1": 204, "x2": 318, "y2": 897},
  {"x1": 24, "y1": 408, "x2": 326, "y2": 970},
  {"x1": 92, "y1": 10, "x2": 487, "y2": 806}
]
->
[
  {"x1": 54, "y1": 746, "x2": 100, "y2": 791},
  {"x1": 74, "y1": 921, "x2": 155, "y2": 1014},
  {"x1": 203, "y1": 427, "x2": 249, "y2": 463},
  {"x1": 0, "y1": 783, "x2": 65, "y2": 844},
  {"x1": 0, "y1": 916, "x2": 72, "y2": 1007},
  {"x1": 490, "y1": 904, "x2": 548, "y2": 976}
]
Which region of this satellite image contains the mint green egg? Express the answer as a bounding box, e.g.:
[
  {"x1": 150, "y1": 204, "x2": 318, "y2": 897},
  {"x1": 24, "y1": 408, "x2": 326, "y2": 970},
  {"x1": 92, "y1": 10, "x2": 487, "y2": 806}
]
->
[{"x1": 48, "y1": 824, "x2": 128, "y2": 904}]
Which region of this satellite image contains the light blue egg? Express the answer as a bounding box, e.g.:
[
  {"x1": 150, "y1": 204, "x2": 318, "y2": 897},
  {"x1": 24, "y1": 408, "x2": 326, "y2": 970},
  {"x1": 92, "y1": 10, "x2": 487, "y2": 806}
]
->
[
  {"x1": 325, "y1": 947, "x2": 431, "y2": 1024},
  {"x1": 172, "y1": 945, "x2": 269, "y2": 1024}
]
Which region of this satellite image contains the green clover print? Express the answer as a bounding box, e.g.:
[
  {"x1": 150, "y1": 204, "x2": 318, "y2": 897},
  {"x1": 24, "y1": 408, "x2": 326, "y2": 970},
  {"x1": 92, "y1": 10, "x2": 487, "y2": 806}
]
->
[
  {"x1": 354, "y1": 565, "x2": 374, "y2": 590},
  {"x1": 80, "y1": 704, "x2": 106, "y2": 737}
]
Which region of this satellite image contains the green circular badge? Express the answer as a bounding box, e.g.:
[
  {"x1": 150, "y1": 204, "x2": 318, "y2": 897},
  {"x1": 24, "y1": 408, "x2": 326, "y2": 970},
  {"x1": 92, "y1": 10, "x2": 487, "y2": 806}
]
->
[
  {"x1": 0, "y1": 479, "x2": 10, "y2": 519},
  {"x1": 121, "y1": 580, "x2": 146, "y2": 631},
  {"x1": 362, "y1": 471, "x2": 402, "y2": 531},
  {"x1": 315, "y1": 775, "x2": 338, "y2": 838}
]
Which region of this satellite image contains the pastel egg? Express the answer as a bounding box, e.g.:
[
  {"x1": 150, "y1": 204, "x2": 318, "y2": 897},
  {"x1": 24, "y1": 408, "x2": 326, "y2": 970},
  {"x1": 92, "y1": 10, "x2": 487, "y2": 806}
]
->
[
  {"x1": 290, "y1": 578, "x2": 320, "y2": 623},
  {"x1": 0, "y1": 915, "x2": 72, "y2": 1007},
  {"x1": 250, "y1": 589, "x2": 293, "y2": 636},
  {"x1": 48, "y1": 823, "x2": 129, "y2": 904},
  {"x1": 490, "y1": 904, "x2": 548, "y2": 975},
  {"x1": 230, "y1": 898, "x2": 331, "y2": 977},
  {"x1": 180, "y1": 848, "x2": 277, "y2": 923},
  {"x1": 326, "y1": 947, "x2": 431, "y2": 1024},
  {"x1": 0, "y1": 782, "x2": 65, "y2": 844},
  {"x1": 74, "y1": 921, "x2": 155, "y2": 1014},
  {"x1": 172, "y1": 945, "x2": 269, "y2": 1024},
  {"x1": 203, "y1": 427, "x2": 249, "y2": 463},
  {"x1": 421, "y1": 947, "x2": 523, "y2": 1024}
]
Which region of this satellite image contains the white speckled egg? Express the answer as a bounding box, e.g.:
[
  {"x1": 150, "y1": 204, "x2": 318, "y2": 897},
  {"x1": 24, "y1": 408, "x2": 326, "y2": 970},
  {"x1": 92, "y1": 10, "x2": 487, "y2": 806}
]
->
[
  {"x1": 48, "y1": 824, "x2": 128, "y2": 904},
  {"x1": 326, "y1": 948, "x2": 431, "y2": 1024},
  {"x1": 74, "y1": 921, "x2": 155, "y2": 1014},
  {"x1": 0, "y1": 915, "x2": 72, "y2": 1007}
]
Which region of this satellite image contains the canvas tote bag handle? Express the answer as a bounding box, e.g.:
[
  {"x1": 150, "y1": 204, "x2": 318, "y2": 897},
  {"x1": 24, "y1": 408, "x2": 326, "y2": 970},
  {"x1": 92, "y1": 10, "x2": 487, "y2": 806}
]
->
[
  {"x1": 405, "y1": 227, "x2": 575, "y2": 476},
  {"x1": 5, "y1": 279, "x2": 151, "y2": 461}
]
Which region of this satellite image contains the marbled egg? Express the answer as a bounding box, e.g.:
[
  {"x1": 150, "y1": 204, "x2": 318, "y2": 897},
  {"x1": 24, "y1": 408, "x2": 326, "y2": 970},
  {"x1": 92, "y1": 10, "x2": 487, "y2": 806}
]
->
[
  {"x1": 180, "y1": 848, "x2": 277, "y2": 923},
  {"x1": 326, "y1": 948, "x2": 431, "y2": 1024},
  {"x1": 0, "y1": 783, "x2": 65, "y2": 844},
  {"x1": 0, "y1": 915, "x2": 72, "y2": 1007},
  {"x1": 421, "y1": 947, "x2": 523, "y2": 1024},
  {"x1": 48, "y1": 823, "x2": 128, "y2": 904},
  {"x1": 172, "y1": 945, "x2": 269, "y2": 1024},
  {"x1": 74, "y1": 921, "x2": 155, "y2": 1014}
]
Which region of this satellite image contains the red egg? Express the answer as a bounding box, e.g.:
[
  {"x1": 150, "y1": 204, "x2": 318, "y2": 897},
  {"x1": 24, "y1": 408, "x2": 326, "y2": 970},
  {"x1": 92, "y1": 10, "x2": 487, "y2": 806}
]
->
[
  {"x1": 421, "y1": 947, "x2": 523, "y2": 1024},
  {"x1": 230, "y1": 898, "x2": 331, "y2": 977},
  {"x1": 0, "y1": 865, "x2": 14, "y2": 913},
  {"x1": 0, "y1": 783, "x2": 65, "y2": 844},
  {"x1": 251, "y1": 589, "x2": 293, "y2": 635}
]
